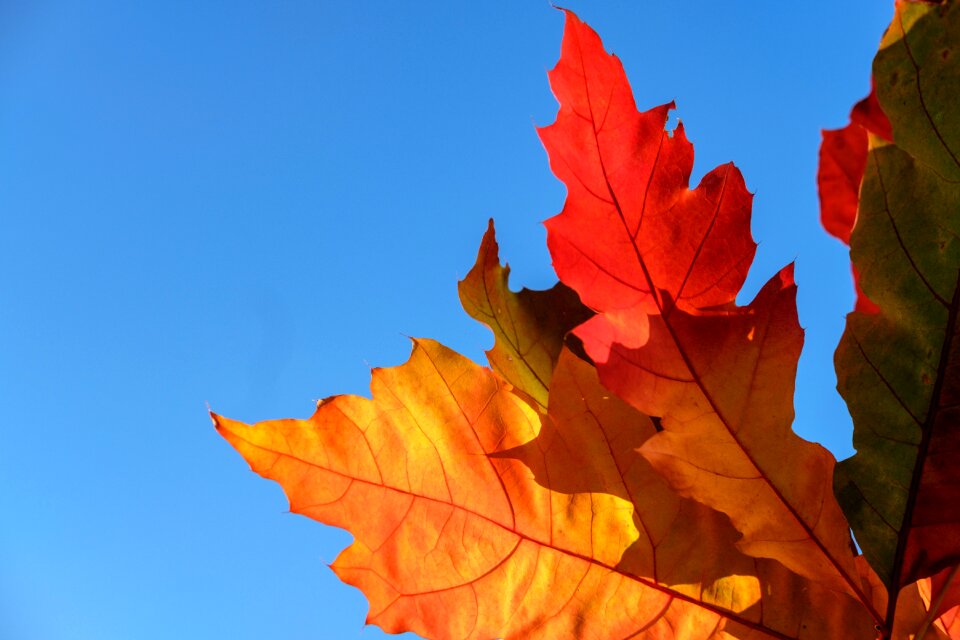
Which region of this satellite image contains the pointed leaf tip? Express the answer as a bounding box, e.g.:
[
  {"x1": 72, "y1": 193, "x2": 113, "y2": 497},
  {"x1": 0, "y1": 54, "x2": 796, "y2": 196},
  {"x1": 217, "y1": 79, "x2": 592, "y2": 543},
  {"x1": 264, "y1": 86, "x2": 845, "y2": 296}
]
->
[{"x1": 458, "y1": 219, "x2": 591, "y2": 410}]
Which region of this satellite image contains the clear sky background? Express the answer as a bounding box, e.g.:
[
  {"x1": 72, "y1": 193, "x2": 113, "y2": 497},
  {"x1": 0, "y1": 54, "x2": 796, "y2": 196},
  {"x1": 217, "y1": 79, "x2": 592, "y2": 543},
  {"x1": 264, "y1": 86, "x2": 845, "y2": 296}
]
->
[{"x1": 1, "y1": 2, "x2": 894, "y2": 639}]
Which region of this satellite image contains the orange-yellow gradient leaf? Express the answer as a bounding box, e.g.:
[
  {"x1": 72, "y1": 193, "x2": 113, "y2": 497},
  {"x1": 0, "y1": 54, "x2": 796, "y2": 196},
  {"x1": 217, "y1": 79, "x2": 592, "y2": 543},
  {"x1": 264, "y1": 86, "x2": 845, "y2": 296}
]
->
[
  {"x1": 539, "y1": 9, "x2": 878, "y2": 622},
  {"x1": 215, "y1": 340, "x2": 875, "y2": 639},
  {"x1": 855, "y1": 555, "x2": 953, "y2": 639},
  {"x1": 458, "y1": 220, "x2": 591, "y2": 411}
]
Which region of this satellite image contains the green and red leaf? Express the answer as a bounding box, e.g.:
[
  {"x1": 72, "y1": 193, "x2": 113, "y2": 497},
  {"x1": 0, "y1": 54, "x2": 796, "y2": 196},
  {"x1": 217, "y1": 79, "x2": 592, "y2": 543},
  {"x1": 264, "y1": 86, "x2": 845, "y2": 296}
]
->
[{"x1": 830, "y1": 0, "x2": 960, "y2": 603}]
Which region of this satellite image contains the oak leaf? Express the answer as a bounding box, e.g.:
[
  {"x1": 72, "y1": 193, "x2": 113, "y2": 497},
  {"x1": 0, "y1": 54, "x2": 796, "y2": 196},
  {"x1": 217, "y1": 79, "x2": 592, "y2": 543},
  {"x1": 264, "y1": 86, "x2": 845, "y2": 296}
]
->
[
  {"x1": 215, "y1": 338, "x2": 875, "y2": 639},
  {"x1": 458, "y1": 219, "x2": 592, "y2": 411},
  {"x1": 538, "y1": 8, "x2": 876, "y2": 618},
  {"x1": 817, "y1": 83, "x2": 891, "y2": 314},
  {"x1": 830, "y1": 0, "x2": 960, "y2": 607},
  {"x1": 917, "y1": 565, "x2": 960, "y2": 638}
]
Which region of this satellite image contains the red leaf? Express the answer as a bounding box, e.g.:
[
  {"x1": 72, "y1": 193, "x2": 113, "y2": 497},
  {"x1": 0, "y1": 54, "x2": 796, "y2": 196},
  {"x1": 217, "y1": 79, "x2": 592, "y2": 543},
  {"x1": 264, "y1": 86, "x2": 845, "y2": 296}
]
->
[
  {"x1": 540, "y1": 14, "x2": 755, "y2": 316},
  {"x1": 817, "y1": 83, "x2": 892, "y2": 314},
  {"x1": 819, "y1": 121, "x2": 868, "y2": 245},
  {"x1": 539, "y1": 8, "x2": 879, "y2": 621}
]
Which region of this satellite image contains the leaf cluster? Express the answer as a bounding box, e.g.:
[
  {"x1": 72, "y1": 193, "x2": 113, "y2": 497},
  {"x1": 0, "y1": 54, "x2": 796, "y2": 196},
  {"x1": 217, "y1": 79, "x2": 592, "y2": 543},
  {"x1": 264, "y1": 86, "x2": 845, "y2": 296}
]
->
[{"x1": 215, "y1": 3, "x2": 960, "y2": 638}]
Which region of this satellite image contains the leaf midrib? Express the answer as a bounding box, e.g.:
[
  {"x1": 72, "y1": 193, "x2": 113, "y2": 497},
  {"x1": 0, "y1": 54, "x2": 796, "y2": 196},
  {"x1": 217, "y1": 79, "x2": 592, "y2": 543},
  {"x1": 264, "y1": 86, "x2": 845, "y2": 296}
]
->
[
  {"x1": 564, "y1": 19, "x2": 882, "y2": 626},
  {"x1": 219, "y1": 421, "x2": 794, "y2": 640},
  {"x1": 886, "y1": 268, "x2": 960, "y2": 623}
]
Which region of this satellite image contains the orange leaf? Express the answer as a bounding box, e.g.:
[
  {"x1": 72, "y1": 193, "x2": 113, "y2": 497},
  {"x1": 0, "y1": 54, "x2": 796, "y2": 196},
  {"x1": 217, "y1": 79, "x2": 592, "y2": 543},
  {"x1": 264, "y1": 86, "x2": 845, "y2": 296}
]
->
[
  {"x1": 856, "y1": 555, "x2": 954, "y2": 639},
  {"x1": 216, "y1": 340, "x2": 875, "y2": 639},
  {"x1": 211, "y1": 6, "x2": 960, "y2": 637},
  {"x1": 539, "y1": 8, "x2": 879, "y2": 621},
  {"x1": 918, "y1": 565, "x2": 960, "y2": 639}
]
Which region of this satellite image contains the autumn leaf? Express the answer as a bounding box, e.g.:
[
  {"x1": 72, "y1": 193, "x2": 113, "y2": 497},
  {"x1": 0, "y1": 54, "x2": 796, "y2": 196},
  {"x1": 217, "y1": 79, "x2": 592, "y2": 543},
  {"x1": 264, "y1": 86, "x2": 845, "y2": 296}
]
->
[
  {"x1": 458, "y1": 219, "x2": 592, "y2": 411},
  {"x1": 818, "y1": 82, "x2": 893, "y2": 249},
  {"x1": 938, "y1": 609, "x2": 960, "y2": 639},
  {"x1": 215, "y1": 215, "x2": 874, "y2": 639},
  {"x1": 856, "y1": 555, "x2": 955, "y2": 640},
  {"x1": 877, "y1": 0, "x2": 960, "y2": 184},
  {"x1": 930, "y1": 566, "x2": 960, "y2": 622},
  {"x1": 830, "y1": 0, "x2": 960, "y2": 610},
  {"x1": 917, "y1": 565, "x2": 960, "y2": 638},
  {"x1": 817, "y1": 83, "x2": 892, "y2": 314},
  {"x1": 460, "y1": 221, "x2": 870, "y2": 638},
  {"x1": 819, "y1": 116, "x2": 869, "y2": 246},
  {"x1": 538, "y1": 8, "x2": 877, "y2": 619},
  {"x1": 215, "y1": 339, "x2": 876, "y2": 639},
  {"x1": 497, "y1": 348, "x2": 877, "y2": 639}
]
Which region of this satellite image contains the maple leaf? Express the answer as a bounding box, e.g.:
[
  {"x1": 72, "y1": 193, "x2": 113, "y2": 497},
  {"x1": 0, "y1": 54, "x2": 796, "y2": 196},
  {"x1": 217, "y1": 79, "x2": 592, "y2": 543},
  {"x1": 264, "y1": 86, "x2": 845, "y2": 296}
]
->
[
  {"x1": 828, "y1": 0, "x2": 960, "y2": 619},
  {"x1": 538, "y1": 7, "x2": 877, "y2": 619}
]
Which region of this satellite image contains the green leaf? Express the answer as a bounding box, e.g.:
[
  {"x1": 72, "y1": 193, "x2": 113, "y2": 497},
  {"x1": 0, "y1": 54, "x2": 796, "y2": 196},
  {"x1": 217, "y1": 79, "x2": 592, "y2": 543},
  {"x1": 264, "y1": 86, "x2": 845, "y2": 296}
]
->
[
  {"x1": 458, "y1": 220, "x2": 592, "y2": 410},
  {"x1": 834, "y1": 0, "x2": 960, "y2": 595},
  {"x1": 876, "y1": 0, "x2": 960, "y2": 182}
]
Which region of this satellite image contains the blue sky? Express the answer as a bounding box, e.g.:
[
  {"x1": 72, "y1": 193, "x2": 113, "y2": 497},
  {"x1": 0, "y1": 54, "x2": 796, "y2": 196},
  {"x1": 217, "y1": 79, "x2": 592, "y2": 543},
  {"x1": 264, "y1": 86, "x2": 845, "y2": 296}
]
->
[{"x1": 1, "y1": 2, "x2": 893, "y2": 639}]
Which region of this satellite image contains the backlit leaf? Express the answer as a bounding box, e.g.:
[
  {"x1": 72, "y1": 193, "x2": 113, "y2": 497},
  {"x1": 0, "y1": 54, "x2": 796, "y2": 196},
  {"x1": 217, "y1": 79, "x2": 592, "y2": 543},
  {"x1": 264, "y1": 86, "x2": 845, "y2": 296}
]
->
[
  {"x1": 831, "y1": 0, "x2": 960, "y2": 600},
  {"x1": 538, "y1": 8, "x2": 876, "y2": 618},
  {"x1": 818, "y1": 84, "x2": 893, "y2": 247},
  {"x1": 817, "y1": 84, "x2": 891, "y2": 313},
  {"x1": 877, "y1": 0, "x2": 960, "y2": 182},
  {"x1": 918, "y1": 565, "x2": 960, "y2": 638},
  {"x1": 539, "y1": 20, "x2": 754, "y2": 315},
  {"x1": 216, "y1": 340, "x2": 875, "y2": 639},
  {"x1": 458, "y1": 220, "x2": 592, "y2": 411}
]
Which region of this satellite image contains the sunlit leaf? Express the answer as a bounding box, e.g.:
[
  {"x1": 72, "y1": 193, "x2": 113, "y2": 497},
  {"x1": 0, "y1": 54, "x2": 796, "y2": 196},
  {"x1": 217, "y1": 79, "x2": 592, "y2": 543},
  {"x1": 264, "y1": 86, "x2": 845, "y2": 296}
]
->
[
  {"x1": 217, "y1": 340, "x2": 875, "y2": 639},
  {"x1": 817, "y1": 83, "x2": 891, "y2": 313},
  {"x1": 832, "y1": 0, "x2": 960, "y2": 600},
  {"x1": 538, "y1": 8, "x2": 876, "y2": 619},
  {"x1": 458, "y1": 220, "x2": 591, "y2": 411}
]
